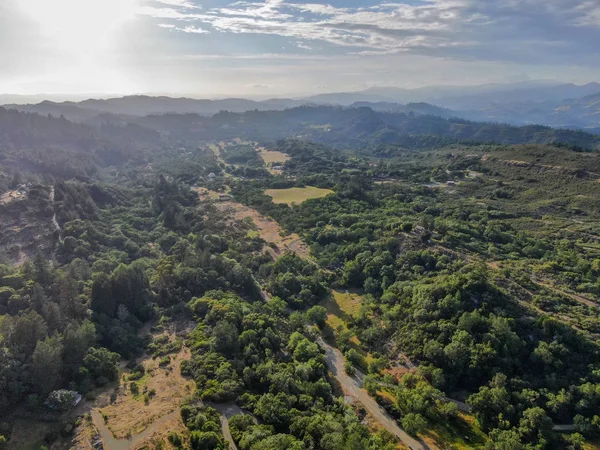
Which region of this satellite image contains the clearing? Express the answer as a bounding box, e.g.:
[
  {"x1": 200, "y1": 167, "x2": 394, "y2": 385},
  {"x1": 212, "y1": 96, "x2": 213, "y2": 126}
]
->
[
  {"x1": 73, "y1": 326, "x2": 195, "y2": 449},
  {"x1": 259, "y1": 149, "x2": 291, "y2": 175},
  {"x1": 264, "y1": 186, "x2": 334, "y2": 205},
  {"x1": 258, "y1": 148, "x2": 290, "y2": 164},
  {"x1": 0, "y1": 189, "x2": 26, "y2": 205},
  {"x1": 199, "y1": 189, "x2": 312, "y2": 261},
  {"x1": 320, "y1": 289, "x2": 363, "y2": 340},
  {"x1": 95, "y1": 346, "x2": 193, "y2": 439}
]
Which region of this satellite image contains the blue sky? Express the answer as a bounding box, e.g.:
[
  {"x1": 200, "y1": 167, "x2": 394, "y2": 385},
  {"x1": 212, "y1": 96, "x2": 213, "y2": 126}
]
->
[{"x1": 1, "y1": 0, "x2": 599, "y2": 97}]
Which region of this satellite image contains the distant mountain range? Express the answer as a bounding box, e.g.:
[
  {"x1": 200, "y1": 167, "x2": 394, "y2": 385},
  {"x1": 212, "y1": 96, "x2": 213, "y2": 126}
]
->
[{"x1": 2, "y1": 80, "x2": 599, "y2": 132}]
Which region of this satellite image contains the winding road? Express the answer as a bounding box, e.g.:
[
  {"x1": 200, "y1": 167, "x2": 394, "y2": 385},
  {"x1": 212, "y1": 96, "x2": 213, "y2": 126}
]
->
[
  {"x1": 203, "y1": 194, "x2": 429, "y2": 449},
  {"x1": 207, "y1": 402, "x2": 248, "y2": 450},
  {"x1": 317, "y1": 337, "x2": 428, "y2": 450}
]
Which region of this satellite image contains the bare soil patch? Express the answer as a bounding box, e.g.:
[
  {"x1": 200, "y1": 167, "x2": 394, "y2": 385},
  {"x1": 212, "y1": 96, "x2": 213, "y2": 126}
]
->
[{"x1": 0, "y1": 190, "x2": 25, "y2": 205}]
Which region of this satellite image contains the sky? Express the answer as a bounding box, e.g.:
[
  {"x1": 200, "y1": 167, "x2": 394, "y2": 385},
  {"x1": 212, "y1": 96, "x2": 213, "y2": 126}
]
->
[{"x1": 1, "y1": 0, "x2": 600, "y2": 98}]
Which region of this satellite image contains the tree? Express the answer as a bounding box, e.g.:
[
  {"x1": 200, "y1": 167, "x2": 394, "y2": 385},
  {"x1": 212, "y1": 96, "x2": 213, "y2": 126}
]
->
[
  {"x1": 190, "y1": 431, "x2": 222, "y2": 450},
  {"x1": 518, "y1": 407, "x2": 553, "y2": 444},
  {"x1": 31, "y1": 336, "x2": 64, "y2": 395},
  {"x1": 82, "y1": 347, "x2": 120, "y2": 385},
  {"x1": 468, "y1": 375, "x2": 513, "y2": 431},
  {"x1": 401, "y1": 413, "x2": 427, "y2": 436},
  {"x1": 485, "y1": 429, "x2": 523, "y2": 450},
  {"x1": 306, "y1": 305, "x2": 327, "y2": 328},
  {"x1": 62, "y1": 321, "x2": 96, "y2": 371},
  {"x1": 91, "y1": 273, "x2": 115, "y2": 317},
  {"x1": 255, "y1": 393, "x2": 292, "y2": 428},
  {"x1": 212, "y1": 321, "x2": 239, "y2": 356}
]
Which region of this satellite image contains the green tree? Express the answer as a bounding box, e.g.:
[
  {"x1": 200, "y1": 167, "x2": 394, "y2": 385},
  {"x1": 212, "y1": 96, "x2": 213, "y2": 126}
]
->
[
  {"x1": 31, "y1": 336, "x2": 64, "y2": 395},
  {"x1": 401, "y1": 413, "x2": 427, "y2": 436},
  {"x1": 306, "y1": 305, "x2": 327, "y2": 328}
]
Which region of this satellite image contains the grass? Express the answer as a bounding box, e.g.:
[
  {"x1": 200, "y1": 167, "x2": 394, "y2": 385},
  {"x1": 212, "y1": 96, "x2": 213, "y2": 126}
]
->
[
  {"x1": 320, "y1": 289, "x2": 375, "y2": 371},
  {"x1": 320, "y1": 289, "x2": 362, "y2": 334},
  {"x1": 331, "y1": 290, "x2": 362, "y2": 316},
  {"x1": 259, "y1": 149, "x2": 290, "y2": 164},
  {"x1": 422, "y1": 413, "x2": 487, "y2": 449},
  {"x1": 264, "y1": 186, "x2": 334, "y2": 205},
  {"x1": 89, "y1": 337, "x2": 194, "y2": 440}
]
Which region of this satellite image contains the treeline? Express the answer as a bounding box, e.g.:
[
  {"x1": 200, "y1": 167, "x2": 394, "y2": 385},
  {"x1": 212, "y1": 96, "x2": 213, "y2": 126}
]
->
[
  {"x1": 133, "y1": 105, "x2": 600, "y2": 152},
  {"x1": 0, "y1": 107, "x2": 161, "y2": 179}
]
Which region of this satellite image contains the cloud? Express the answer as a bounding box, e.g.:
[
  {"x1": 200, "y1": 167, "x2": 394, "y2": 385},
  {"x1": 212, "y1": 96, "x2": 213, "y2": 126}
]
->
[
  {"x1": 153, "y1": 0, "x2": 199, "y2": 8},
  {"x1": 178, "y1": 25, "x2": 209, "y2": 33},
  {"x1": 136, "y1": 0, "x2": 600, "y2": 67},
  {"x1": 296, "y1": 41, "x2": 312, "y2": 50}
]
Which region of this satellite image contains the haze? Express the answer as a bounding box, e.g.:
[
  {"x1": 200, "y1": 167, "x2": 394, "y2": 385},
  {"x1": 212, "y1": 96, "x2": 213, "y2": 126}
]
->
[{"x1": 1, "y1": 0, "x2": 600, "y2": 97}]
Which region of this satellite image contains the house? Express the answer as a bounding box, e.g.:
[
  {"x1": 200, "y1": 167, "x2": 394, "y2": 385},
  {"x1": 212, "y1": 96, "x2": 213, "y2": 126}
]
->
[
  {"x1": 446, "y1": 181, "x2": 457, "y2": 186},
  {"x1": 45, "y1": 390, "x2": 82, "y2": 411},
  {"x1": 208, "y1": 173, "x2": 217, "y2": 180}
]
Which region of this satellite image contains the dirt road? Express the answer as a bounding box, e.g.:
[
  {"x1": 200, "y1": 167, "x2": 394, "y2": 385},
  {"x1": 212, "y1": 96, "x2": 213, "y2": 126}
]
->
[
  {"x1": 211, "y1": 195, "x2": 428, "y2": 449},
  {"x1": 207, "y1": 402, "x2": 248, "y2": 450},
  {"x1": 49, "y1": 186, "x2": 61, "y2": 234},
  {"x1": 317, "y1": 337, "x2": 428, "y2": 450},
  {"x1": 90, "y1": 409, "x2": 180, "y2": 450}
]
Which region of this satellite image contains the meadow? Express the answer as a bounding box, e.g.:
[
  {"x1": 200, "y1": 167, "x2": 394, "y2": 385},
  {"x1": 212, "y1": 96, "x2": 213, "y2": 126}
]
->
[{"x1": 264, "y1": 186, "x2": 334, "y2": 205}]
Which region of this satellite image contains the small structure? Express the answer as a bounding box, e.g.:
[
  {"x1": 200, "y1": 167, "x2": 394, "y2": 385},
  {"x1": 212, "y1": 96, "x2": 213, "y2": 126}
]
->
[
  {"x1": 45, "y1": 389, "x2": 82, "y2": 411},
  {"x1": 446, "y1": 181, "x2": 457, "y2": 186},
  {"x1": 208, "y1": 172, "x2": 217, "y2": 180},
  {"x1": 219, "y1": 194, "x2": 233, "y2": 201}
]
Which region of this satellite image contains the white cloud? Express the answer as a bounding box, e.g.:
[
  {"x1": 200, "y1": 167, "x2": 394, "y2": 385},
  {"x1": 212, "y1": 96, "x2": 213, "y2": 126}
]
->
[
  {"x1": 136, "y1": 0, "x2": 600, "y2": 66},
  {"x1": 178, "y1": 25, "x2": 209, "y2": 33},
  {"x1": 153, "y1": 0, "x2": 199, "y2": 8}
]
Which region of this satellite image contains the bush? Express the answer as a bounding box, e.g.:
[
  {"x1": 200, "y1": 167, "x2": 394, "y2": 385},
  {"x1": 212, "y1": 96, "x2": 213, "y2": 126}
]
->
[
  {"x1": 168, "y1": 431, "x2": 183, "y2": 446},
  {"x1": 190, "y1": 431, "x2": 221, "y2": 450},
  {"x1": 401, "y1": 413, "x2": 427, "y2": 436},
  {"x1": 159, "y1": 356, "x2": 170, "y2": 367}
]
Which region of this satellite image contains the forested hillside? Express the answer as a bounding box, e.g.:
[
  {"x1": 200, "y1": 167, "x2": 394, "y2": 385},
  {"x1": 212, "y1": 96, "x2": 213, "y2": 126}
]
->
[
  {"x1": 1, "y1": 106, "x2": 600, "y2": 449},
  {"x1": 134, "y1": 106, "x2": 600, "y2": 152}
]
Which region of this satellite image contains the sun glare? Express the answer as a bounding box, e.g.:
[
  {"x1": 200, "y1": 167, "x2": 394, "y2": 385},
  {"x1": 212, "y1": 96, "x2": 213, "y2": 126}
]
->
[{"x1": 18, "y1": 0, "x2": 139, "y2": 54}]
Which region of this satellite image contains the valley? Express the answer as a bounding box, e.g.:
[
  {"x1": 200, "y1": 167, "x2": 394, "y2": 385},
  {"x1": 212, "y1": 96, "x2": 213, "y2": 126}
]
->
[{"x1": 2, "y1": 98, "x2": 600, "y2": 450}]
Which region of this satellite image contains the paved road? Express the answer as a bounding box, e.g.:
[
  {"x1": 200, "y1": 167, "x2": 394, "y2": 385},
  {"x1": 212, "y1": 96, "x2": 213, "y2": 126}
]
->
[{"x1": 317, "y1": 337, "x2": 429, "y2": 450}]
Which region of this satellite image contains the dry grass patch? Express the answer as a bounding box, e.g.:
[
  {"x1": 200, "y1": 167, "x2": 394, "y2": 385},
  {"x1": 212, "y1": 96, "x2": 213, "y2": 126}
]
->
[
  {"x1": 265, "y1": 186, "x2": 333, "y2": 205},
  {"x1": 259, "y1": 149, "x2": 290, "y2": 164},
  {"x1": 98, "y1": 345, "x2": 193, "y2": 439},
  {"x1": 209, "y1": 197, "x2": 313, "y2": 260}
]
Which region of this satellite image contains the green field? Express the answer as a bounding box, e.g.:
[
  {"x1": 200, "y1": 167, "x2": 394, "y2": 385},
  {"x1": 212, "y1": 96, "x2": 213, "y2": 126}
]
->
[{"x1": 264, "y1": 186, "x2": 334, "y2": 205}]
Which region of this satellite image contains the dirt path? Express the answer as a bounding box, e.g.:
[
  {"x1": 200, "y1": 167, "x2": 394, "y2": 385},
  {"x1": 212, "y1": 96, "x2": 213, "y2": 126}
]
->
[
  {"x1": 49, "y1": 186, "x2": 61, "y2": 235},
  {"x1": 197, "y1": 189, "x2": 312, "y2": 261},
  {"x1": 533, "y1": 277, "x2": 598, "y2": 309},
  {"x1": 90, "y1": 409, "x2": 180, "y2": 450},
  {"x1": 207, "y1": 402, "x2": 248, "y2": 450},
  {"x1": 318, "y1": 337, "x2": 428, "y2": 450},
  {"x1": 209, "y1": 194, "x2": 429, "y2": 448}
]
